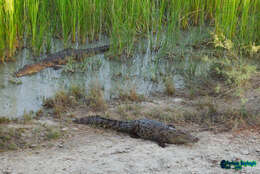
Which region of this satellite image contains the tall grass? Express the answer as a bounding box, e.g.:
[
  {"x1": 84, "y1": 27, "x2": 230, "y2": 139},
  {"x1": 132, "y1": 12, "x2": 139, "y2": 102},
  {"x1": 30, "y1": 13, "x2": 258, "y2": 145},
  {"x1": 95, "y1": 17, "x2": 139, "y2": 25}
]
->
[
  {"x1": 26, "y1": 0, "x2": 39, "y2": 51},
  {"x1": 0, "y1": 0, "x2": 259, "y2": 62},
  {"x1": 0, "y1": 1, "x2": 4, "y2": 62},
  {"x1": 0, "y1": 0, "x2": 16, "y2": 61}
]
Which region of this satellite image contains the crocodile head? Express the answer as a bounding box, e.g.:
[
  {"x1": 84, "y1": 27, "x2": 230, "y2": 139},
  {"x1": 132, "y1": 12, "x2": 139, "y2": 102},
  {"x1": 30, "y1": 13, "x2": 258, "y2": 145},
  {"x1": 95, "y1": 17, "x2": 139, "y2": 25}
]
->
[
  {"x1": 166, "y1": 127, "x2": 199, "y2": 144},
  {"x1": 15, "y1": 63, "x2": 46, "y2": 77}
]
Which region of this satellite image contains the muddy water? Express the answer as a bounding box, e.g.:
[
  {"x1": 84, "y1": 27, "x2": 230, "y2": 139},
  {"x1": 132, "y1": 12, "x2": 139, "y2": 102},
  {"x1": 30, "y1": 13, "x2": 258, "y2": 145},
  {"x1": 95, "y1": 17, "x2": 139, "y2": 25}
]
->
[{"x1": 0, "y1": 39, "x2": 190, "y2": 118}]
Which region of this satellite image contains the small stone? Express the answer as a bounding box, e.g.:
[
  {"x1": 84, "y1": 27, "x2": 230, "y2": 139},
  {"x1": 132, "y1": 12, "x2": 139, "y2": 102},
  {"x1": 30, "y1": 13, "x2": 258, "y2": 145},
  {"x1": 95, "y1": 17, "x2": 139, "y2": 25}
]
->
[
  {"x1": 58, "y1": 144, "x2": 63, "y2": 148},
  {"x1": 231, "y1": 157, "x2": 241, "y2": 161},
  {"x1": 61, "y1": 127, "x2": 68, "y2": 131},
  {"x1": 172, "y1": 98, "x2": 183, "y2": 103},
  {"x1": 29, "y1": 144, "x2": 37, "y2": 148},
  {"x1": 210, "y1": 159, "x2": 218, "y2": 164},
  {"x1": 240, "y1": 149, "x2": 250, "y2": 155},
  {"x1": 256, "y1": 148, "x2": 260, "y2": 156},
  {"x1": 65, "y1": 113, "x2": 72, "y2": 117}
]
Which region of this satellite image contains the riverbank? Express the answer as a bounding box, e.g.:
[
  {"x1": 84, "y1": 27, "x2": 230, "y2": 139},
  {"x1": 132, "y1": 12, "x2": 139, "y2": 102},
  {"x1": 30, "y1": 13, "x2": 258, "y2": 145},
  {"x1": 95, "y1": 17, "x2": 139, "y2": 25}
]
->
[
  {"x1": 0, "y1": 73, "x2": 260, "y2": 173},
  {"x1": 0, "y1": 115, "x2": 260, "y2": 174}
]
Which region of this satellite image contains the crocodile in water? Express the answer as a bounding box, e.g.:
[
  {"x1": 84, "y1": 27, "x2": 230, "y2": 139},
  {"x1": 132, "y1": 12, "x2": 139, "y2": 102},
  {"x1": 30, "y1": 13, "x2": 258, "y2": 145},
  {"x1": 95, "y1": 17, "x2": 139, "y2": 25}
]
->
[
  {"x1": 73, "y1": 115, "x2": 199, "y2": 147},
  {"x1": 15, "y1": 44, "x2": 110, "y2": 77}
]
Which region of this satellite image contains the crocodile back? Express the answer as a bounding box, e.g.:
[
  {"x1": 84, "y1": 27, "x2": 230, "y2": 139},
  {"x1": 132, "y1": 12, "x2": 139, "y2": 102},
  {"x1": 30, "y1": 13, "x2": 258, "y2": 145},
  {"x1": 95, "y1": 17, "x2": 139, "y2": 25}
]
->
[
  {"x1": 134, "y1": 119, "x2": 171, "y2": 141},
  {"x1": 135, "y1": 119, "x2": 198, "y2": 144},
  {"x1": 73, "y1": 115, "x2": 134, "y2": 133}
]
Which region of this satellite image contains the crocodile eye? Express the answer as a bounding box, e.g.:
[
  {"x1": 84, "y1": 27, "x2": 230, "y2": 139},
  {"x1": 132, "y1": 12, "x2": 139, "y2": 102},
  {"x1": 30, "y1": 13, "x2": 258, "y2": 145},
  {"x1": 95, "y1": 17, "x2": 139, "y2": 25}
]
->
[
  {"x1": 168, "y1": 124, "x2": 175, "y2": 129},
  {"x1": 169, "y1": 127, "x2": 176, "y2": 130}
]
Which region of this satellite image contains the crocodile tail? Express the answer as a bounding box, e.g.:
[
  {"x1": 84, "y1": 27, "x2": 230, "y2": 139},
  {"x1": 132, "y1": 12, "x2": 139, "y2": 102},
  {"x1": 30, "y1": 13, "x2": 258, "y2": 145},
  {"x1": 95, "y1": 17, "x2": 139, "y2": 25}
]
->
[
  {"x1": 73, "y1": 115, "x2": 133, "y2": 133},
  {"x1": 81, "y1": 44, "x2": 110, "y2": 54}
]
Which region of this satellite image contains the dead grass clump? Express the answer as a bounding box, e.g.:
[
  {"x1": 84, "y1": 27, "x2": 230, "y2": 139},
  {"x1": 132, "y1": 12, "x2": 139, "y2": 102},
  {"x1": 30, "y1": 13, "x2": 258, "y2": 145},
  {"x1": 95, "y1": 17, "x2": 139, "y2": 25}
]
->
[
  {"x1": 182, "y1": 97, "x2": 223, "y2": 128},
  {"x1": 29, "y1": 125, "x2": 64, "y2": 148},
  {"x1": 22, "y1": 111, "x2": 34, "y2": 124},
  {"x1": 85, "y1": 82, "x2": 107, "y2": 112},
  {"x1": 70, "y1": 85, "x2": 85, "y2": 100},
  {"x1": 0, "y1": 126, "x2": 25, "y2": 151},
  {"x1": 118, "y1": 86, "x2": 144, "y2": 102},
  {"x1": 222, "y1": 107, "x2": 260, "y2": 130},
  {"x1": 0, "y1": 117, "x2": 11, "y2": 124},
  {"x1": 45, "y1": 127, "x2": 61, "y2": 140},
  {"x1": 145, "y1": 108, "x2": 175, "y2": 123},
  {"x1": 164, "y1": 77, "x2": 175, "y2": 96},
  {"x1": 43, "y1": 90, "x2": 77, "y2": 116},
  {"x1": 35, "y1": 109, "x2": 44, "y2": 118},
  {"x1": 181, "y1": 96, "x2": 260, "y2": 131},
  {"x1": 43, "y1": 85, "x2": 86, "y2": 117},
  {"x1": 116, "y1": 104, "x2": 142, "y2": 119},
  {"x1": 0, "y1": 116, "x2": 66, "y2": 152}
]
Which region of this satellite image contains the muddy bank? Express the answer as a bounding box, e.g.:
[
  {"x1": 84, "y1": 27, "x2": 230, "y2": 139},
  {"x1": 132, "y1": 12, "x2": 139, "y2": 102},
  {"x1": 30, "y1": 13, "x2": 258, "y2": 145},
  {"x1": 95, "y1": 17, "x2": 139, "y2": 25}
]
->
[
  {"x1": 0, "y1": 125, "x2": 260, "y2": 174},
  {"x1": 0, "y1": 71, "x2": 259, "y2": 174},
  {"x1": 0, "y1": 90, "x2": 260, "y2": 174}
]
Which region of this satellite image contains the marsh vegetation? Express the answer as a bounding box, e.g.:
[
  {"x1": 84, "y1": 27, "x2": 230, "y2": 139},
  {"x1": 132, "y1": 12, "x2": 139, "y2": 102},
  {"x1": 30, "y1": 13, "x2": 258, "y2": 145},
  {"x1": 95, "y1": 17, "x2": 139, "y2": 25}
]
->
[{"x1": 0, "y1": 0, "x2": 259, "y2": 61}]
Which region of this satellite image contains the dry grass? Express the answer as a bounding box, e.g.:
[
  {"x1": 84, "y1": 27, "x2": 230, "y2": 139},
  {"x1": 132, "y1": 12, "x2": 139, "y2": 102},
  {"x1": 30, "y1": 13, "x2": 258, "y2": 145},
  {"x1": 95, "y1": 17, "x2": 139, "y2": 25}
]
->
[
  {"x1": 43, "y1": 90, "x2": 77, "y2": 116},
  {"x1": 116, "y1": 104, "x2": 142, "y2": 119},
  {"x1": 0, "y1": 117, "x2": 11, "y2": 124},
  {"x1": 164, "y1": 77, "x2": 175, "y2": 96},
  {"x1": 0, "y1": 122, "x2": 65, "y2": 152},
  {"x1": 179, "y1": 96, "x2": 260, "y2": 131},
  {"x1": 118, "y1": 86, "x2": 144, "y2": 102},
  {"x1": 45, "y1": 127, "x2": 61, "y2": 140},
  {"x1": 85, "y1": 82, "x2": 107, "y2": 112},
  {"x1": 0, "y1": 126, "x2": 24, "y2": 151},
  {"x1": 145, "y1": 107, "x2": 174, "y2": 123},
  {"x1": 43, "y1": 85, "x2": 86, "y2": 117},
  {"x1": 42, "y1": 83, "x2": 108, "y2": 116}
]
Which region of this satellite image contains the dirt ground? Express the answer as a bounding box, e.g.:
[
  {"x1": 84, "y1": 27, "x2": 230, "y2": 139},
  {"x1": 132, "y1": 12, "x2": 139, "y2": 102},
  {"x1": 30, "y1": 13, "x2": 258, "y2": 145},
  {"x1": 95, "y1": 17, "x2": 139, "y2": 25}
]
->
[
  {"x1": 0, "y1": 74, "x2": 260, "y2": 174},
  {"x1": 0, "y1": 123, "x2": 260, "y2": 174}
]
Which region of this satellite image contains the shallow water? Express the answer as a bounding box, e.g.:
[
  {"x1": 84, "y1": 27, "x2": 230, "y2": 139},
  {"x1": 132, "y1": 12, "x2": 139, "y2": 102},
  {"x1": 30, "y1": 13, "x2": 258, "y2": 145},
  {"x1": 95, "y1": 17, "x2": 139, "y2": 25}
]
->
[
  {"x1": 0, "y1": 27, "x2": 212, "y2": 118},
  {"x1": 0, "y1": 40, "x2": 188, "y2": 118}
]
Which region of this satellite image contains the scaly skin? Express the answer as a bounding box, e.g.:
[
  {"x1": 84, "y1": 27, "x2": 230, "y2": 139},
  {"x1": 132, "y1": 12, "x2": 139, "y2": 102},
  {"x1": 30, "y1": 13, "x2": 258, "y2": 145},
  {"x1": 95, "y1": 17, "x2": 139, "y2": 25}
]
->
[
  {"x1": 73, "y1": 115, "x2": 199, "y2": 147},
  {"x1": 15, "y1": 45, "x2": 110, "y2": 77}
]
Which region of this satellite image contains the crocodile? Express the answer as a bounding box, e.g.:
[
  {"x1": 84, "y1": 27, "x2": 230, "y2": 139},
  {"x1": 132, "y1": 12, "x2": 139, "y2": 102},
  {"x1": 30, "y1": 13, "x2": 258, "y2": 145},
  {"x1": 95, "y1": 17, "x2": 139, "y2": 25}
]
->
[
  {"x1": 73, "y1": 115, "x2": 199, "y2": 147},
  {"x1": 15, "y1": 44, "x2": 110, "y2": 77}
]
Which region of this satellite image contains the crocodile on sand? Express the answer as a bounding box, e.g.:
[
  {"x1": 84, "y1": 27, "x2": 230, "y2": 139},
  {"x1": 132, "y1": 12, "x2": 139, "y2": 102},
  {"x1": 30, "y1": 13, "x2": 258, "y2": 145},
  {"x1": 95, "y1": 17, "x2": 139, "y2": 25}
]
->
[
  {"x1": 73, "y1": 115, "x2": 199, "y2": 147},
  {"x1": 15, "y1": 45, "x2": 110, "y2": 77}
]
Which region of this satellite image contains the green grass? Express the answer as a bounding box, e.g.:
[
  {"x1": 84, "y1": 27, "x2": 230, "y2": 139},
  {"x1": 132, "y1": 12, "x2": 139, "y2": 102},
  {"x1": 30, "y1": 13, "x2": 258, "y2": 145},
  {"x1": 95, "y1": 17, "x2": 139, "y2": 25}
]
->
[
  {"x1": 0, "y1": 0, "x2": 259, "y2": 62},
  {"x1": 45, "y1": 127, "x2": 61, "y2": 140}
]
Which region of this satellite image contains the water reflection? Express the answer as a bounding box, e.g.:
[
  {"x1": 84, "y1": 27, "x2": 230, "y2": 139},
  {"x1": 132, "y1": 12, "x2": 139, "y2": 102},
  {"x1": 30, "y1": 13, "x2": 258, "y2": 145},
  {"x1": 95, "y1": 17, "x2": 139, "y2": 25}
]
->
[{"x1": 0, "y1": 42, "x2": 185, "y2": 118}]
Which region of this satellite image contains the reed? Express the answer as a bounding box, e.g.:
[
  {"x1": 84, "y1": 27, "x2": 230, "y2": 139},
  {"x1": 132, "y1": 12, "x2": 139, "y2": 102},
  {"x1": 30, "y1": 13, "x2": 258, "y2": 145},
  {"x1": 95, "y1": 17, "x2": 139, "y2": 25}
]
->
[
  {"x1": 26, "y1": 0, "x2": 39, "y2": 51},
  {"x1": 1, "y1": 0, "x2": 16, "y2": 60},
  {"x1": 0, "y1": 0, "x2": 259, "y2": 62},
  {"x1": 0, "y1": 1, "x2": 4, "y2": 62},
  {"x1": 57, "y1": 0, "x2": 70, "y2": 45}
]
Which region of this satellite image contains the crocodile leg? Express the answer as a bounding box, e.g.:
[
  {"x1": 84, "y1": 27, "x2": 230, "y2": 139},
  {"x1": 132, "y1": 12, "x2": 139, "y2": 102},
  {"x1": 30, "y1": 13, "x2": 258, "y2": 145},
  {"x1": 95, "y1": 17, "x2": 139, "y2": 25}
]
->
[
  {"x1": 129, "y1": 133, "x2": 140, "y2": 139},
  {"x1": 52, "y1": 65, "x2": 63, "y2": 70},
  {"x1": 158, "y1": 142, "x2": 166, "y2": 148}
]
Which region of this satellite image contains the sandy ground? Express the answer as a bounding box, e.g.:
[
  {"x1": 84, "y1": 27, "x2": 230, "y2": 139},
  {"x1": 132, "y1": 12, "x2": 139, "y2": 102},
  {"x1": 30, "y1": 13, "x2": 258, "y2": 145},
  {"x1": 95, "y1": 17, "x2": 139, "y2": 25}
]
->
[
  {"x1": 0, "y1": 125, "x2": 259, "y2": 174},
  {"x1": 1, "y1": 74, "x2": 259, "y2": 174}
]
